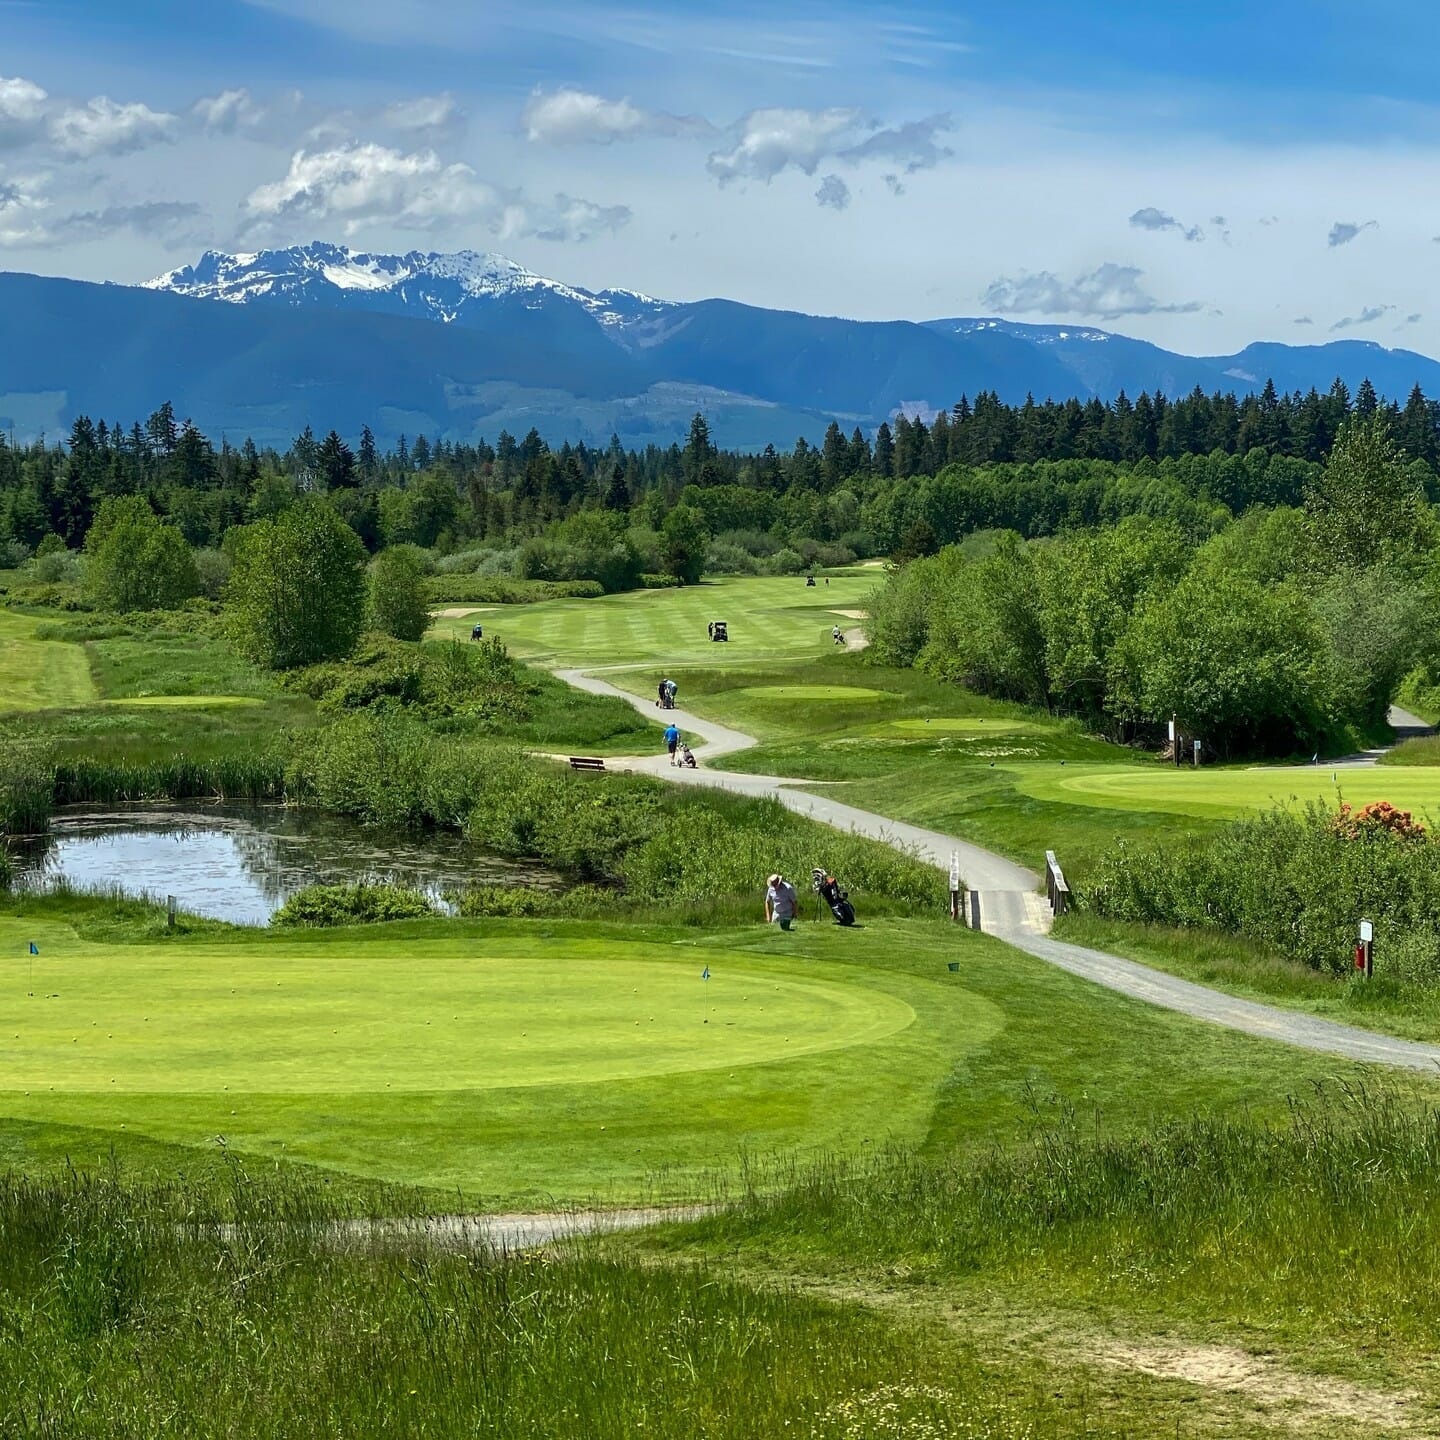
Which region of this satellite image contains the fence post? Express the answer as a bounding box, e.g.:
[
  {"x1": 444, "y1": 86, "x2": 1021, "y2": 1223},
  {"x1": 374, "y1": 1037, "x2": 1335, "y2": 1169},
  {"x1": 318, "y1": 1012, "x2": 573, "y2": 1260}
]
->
[{"x1": 167, "y1": 895, "x2": 176, "y2": 930}]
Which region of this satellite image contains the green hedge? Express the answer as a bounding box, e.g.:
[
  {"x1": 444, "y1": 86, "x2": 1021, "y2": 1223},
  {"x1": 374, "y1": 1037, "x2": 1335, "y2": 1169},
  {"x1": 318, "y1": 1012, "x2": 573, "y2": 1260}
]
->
[{"x1": 424, "y1": 577, "x2": 604, "y2": 605}]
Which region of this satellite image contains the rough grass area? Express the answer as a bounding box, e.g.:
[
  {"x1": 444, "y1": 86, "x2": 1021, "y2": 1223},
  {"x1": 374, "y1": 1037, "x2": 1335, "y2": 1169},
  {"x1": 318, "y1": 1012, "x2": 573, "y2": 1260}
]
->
[
  {"x1": 669, "y1": 1090, "x2": 1440, "y2": 1419},
  {"x1": 1057, "y1": 912, "x2": 1440, "y2": 1042},
  {"x1": 0, "y1": 1168, "x2": 1126, "y2": 1440},
  {"x1": 0, "y1": 610, "x2": 96, "y2": 711}
]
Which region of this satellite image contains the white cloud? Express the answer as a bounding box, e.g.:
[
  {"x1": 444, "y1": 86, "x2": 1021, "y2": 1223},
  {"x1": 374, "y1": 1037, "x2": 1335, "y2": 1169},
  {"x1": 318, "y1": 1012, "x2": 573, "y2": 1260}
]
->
[
  {"x1": 981, "y1": 263, "x2": 1203, "y2": 320},
  {"x1": 815, "y1": 174, "x2": 850, "y2": 211},
  {"x1": 244, "y1": 142, "x2": 628, "y2": 242},
  {"x1": 840, "y1": 114, "x2": 953, "y2": 173},
  {"x1": 1328, "y1": 219, "x2": 1377, "y2": 248},
  {"x1": 383, "y1": 93, "x2": 464, "y2": 139},
  {"x1": 1129, "y1": 206, "x2": 1204, "y2": 242},
  {"x1": 0, "y1": 75, "x2": 48, "y2": 124},
  {"x1": 522, "y1": 87, "x2": 706, "y2": 145},
  {"x1": 191, "y1": 88, "x2": 265, "y2": 134},
  {"x1": 532, "y1": 192, "x2": 633, "y2": 241},
  {"x1": 50, "y1": 96, "x2": 177, "y2": 157},
  {"x1": 706, "y1": 106, "x2": 860, "y2": 183}
]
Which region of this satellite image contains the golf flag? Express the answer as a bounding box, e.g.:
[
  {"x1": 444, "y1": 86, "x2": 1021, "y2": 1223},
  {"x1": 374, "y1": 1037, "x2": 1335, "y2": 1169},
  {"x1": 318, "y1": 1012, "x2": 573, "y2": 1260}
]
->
[
  {"x1": 701, "y1": 966, "x2": 710, "y2": 981},
  {"x1": 28, "y1": 943, "x2": 37, "y2": 956}
]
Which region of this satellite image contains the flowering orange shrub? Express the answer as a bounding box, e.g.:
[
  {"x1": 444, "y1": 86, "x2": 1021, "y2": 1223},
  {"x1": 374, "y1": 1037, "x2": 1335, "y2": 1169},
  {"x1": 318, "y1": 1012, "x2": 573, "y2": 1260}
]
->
[{"x1": 1329, "y1": 800, "x2": 1427, "y2": 842}]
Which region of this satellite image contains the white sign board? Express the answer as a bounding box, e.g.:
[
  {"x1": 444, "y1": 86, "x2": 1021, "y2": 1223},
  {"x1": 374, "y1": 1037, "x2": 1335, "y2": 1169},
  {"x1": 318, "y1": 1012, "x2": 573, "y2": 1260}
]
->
[
  {"x1": 1360, "y1": 920, "x2": 1374, "y2": 943},
  {"x1": 1168, "y1": 718, "x2": 1176, "y2": 744},
  {"x1": 949, "y1": 853, "x2": 961, "y2": 891}
]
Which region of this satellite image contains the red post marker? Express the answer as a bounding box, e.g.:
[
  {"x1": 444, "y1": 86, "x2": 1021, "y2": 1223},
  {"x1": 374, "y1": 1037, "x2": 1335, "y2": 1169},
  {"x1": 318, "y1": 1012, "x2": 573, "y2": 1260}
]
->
[{"x1": 1355, "y1": 945, "x2": 1366, "y2": 972}]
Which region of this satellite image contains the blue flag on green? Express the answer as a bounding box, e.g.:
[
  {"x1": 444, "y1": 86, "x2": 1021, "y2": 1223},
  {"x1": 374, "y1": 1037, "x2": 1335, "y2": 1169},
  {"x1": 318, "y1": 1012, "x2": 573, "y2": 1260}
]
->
[
  {"x1": 701, "y1": 966, "x2": 710, "y2": 981},
  {"x1": 28, "y1": 943, "x2": 37, "y2": 956}
]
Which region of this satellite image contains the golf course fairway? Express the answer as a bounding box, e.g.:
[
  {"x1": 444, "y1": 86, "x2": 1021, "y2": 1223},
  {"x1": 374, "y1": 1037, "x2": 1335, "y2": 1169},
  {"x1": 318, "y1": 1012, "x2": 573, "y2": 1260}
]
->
[
  {"x1": 1014, "y1": 762, "x2": 1440, "y2": 822},
  {"x1": 428, "y1": 572, "x2": 877, "y2": 668},
  {"x1": 0, "y1": 915, "x2": 1003, "y2": 1200}
]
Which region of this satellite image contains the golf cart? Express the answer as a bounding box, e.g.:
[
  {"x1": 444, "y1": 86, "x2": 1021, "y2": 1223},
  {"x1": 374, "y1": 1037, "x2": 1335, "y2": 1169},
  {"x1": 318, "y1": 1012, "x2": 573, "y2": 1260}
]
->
[{"x1": 710, "y1": 621, "x2": 728, "y2": 642}]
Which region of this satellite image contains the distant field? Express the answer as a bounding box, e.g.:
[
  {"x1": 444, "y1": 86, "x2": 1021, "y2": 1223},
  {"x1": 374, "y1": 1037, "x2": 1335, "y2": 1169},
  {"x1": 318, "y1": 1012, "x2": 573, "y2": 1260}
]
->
[
  {"x1": 0, "y1": 611, "x2": 96, "y2": 712},
  {"x1": 428, "y1": 573, "x2": 875, "y2": 669}
]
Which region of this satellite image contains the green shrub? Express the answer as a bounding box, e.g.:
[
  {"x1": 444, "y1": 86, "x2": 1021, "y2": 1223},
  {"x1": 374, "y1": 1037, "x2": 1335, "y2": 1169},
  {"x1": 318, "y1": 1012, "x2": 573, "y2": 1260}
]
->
[
  {"x1": 450, "y1": 884, "x2": 618, "y2": 918},
  {"x1": 1083, "y1": 799, "x2": 1440, "y2": 980},
  {"x1": 272, "y1": 883, "x2": 436, "y2": 927},
  {"x1": 367, "y1": 546, "x2": 431, "y2": 642},
  {"x1": 423, "y1": 576, "x2": 603, "y2": 605},
  {"x1": 638, "y1": 572, "x2": 684, "y2": 589},
  {"x1": 84, "y1": 496, "x2": 200, "y2": 613}
]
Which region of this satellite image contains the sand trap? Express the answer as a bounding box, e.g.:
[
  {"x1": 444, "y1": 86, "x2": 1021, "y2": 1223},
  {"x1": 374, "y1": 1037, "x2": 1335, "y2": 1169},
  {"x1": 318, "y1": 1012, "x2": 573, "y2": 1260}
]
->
[
  {"x1": 830, "y1": 609, "x2": 868, "y2": 620},
  {"x1": 433, "y1": 607, "x2": 497, "y2": 618}
]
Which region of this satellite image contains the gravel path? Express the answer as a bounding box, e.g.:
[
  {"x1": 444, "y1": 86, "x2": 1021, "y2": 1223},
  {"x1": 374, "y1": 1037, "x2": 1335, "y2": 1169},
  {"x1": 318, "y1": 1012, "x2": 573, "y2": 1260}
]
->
[{"x1": 558, "y1": 668, "x2": 1440, "y2": 1072}]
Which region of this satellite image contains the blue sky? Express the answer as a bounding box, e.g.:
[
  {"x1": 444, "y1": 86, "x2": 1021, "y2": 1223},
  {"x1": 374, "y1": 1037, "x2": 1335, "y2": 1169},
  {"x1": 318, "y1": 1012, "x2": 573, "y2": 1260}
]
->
[{"x1": 3, "y1": 0, "x2": 1437, "y2": 351}]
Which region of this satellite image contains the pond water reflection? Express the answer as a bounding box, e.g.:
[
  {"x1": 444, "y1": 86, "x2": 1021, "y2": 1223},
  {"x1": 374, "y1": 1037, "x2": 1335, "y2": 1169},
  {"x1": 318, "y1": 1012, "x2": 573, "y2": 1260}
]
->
[{"x1": 15, "y1": 804, "x2": 561, "y2": 927}]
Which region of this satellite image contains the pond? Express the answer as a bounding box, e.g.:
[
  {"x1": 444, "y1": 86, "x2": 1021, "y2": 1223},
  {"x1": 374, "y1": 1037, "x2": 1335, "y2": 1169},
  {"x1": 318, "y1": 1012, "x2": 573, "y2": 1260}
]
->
[{"x1": 14, "y1": 804, "x2": 563, "y2": 927}]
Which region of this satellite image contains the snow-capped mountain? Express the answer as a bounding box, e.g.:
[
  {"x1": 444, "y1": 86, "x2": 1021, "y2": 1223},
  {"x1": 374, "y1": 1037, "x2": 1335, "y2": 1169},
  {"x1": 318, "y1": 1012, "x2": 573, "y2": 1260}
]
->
[
  {"x1": 2, "y1": 242, "x2": 1431, "y2": 452},
  {"x1": 145, "y1": 241, "x2": 674, "y2": 334}
]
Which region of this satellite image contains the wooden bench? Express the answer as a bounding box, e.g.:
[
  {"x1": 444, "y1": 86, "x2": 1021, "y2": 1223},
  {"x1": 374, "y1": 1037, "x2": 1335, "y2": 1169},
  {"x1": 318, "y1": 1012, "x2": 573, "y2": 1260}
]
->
[{"x1": 568, "y1": 756, "x2": 607, "y2": 772}]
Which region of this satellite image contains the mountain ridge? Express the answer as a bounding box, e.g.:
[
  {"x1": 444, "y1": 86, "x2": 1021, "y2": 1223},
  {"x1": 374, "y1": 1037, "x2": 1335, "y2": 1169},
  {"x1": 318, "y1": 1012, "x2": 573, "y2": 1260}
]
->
[{"x1": 0, "y1": 244, "x2": 1433, "y2": 450}]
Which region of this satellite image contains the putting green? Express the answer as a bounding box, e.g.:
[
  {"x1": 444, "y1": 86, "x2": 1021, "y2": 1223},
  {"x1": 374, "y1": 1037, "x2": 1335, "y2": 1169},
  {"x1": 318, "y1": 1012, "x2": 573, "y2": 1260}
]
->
[
  {"x1": 0, "y1": 611, "x2": 95, "y2": 712},
  {"x1": 1014, "y1": 763, "x2": 1440, "y2": 821},
  {"x1": 884, "y1": 718, "x2": 1043, "y2": 736},
  {"x1": 734, "y1": 685, "x2": 894, "y2": 703},
  {"x1": 0, "y1": 916, "x2": 1004, "y2": 1197},
  {"x1": 0, "y1": 933, "x2": 912, "y2": 1094}
]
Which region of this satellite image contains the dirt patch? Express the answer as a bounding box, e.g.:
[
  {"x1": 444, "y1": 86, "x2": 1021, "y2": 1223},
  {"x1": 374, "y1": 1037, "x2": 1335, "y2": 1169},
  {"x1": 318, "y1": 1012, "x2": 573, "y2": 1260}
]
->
[
  {"x1": 1091, "y1": 1339, "x2": 1419, "y2": 1430},
  {"x1": 830, "y1": 609, "x2": 868, "y2": 620},
  {"x1": 433, "y1": 606, "x2": 497, "y2": 618}
]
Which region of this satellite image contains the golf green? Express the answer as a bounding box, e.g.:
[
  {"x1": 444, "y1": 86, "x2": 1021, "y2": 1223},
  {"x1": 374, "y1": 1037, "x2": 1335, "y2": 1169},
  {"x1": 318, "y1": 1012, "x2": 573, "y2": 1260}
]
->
[
  {"x1": 0, "y1": 931, "x2": 911, "y2": 1093},
  {"x1": 734, "y1": 685, "x2": 894, "y2": 703},
  {"x1": 884, "y1": 717, "x2": 1044, "y2": 735},
  {"x1": 0, "y1": 916, "x2": 1003, "y2": 1199},
  {"x1": 1013, "y1": 763, "x2": 1440, "y2": 821}
]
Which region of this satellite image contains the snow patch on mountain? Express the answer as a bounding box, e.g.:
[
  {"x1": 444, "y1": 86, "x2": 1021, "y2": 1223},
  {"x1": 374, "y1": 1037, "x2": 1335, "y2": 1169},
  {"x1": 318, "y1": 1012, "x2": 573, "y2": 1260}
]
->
[{"x1": 145, "y1": 241, "x2": 675, "y2": 334}]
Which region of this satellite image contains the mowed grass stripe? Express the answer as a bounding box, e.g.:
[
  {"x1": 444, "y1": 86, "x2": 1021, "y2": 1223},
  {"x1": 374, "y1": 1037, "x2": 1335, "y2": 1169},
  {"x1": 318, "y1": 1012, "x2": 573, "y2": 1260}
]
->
[
  {"x1": 0, "y1": 611, "x2": 96, "y2": 712},
  {"x1": 428, "y1": 574, "x2": 875, "y2": 669}
]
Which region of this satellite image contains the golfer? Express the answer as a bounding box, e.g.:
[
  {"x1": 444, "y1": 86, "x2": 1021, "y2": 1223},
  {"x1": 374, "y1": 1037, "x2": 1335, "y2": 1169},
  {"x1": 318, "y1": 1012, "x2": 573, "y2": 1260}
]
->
[
  {"x1": 765, "y1": 872, "x2": 798, "y2": 931},
  {"x1": 664, "y1": 721, "x2": 681, "y2": 765}
]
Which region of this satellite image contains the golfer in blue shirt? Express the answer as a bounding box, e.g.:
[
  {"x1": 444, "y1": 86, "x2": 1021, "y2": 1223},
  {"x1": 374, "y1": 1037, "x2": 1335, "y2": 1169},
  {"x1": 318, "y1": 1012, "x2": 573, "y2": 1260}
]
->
[{"x1": 664, "y1": 722, "x2": 681, "y2": 766}]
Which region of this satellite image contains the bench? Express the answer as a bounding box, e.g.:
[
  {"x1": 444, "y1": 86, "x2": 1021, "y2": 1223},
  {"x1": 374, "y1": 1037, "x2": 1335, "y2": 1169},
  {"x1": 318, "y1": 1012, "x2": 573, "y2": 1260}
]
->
[{"x1": 568, "y1": 756, "x2": 607, "y2": 772}]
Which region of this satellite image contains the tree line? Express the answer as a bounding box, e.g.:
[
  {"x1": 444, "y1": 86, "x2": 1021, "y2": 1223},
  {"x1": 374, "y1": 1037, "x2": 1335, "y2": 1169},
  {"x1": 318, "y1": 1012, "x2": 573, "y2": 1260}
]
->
[{"x1": 869, "y1": 415, "x2": 1440, "y2": 757}]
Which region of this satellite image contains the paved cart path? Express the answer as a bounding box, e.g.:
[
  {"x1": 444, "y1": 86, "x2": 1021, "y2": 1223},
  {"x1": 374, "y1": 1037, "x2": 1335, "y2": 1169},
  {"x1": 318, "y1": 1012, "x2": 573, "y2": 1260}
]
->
[{"x1": 557, "y1": 668, "x2": 1440, "y2": 1073}]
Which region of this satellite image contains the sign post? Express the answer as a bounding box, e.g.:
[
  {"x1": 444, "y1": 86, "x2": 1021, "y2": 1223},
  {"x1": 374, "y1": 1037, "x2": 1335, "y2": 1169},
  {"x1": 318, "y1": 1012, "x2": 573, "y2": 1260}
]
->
[
  {"x1": 1359, "y1": 919, "x2": 1374, "y2": 979},
  {"x1": 1193, "y1": 739, "x2": 1202, "y2": 768},
  {"x1": 949, "y1": 852, "x2": 961, "y2": 923}
]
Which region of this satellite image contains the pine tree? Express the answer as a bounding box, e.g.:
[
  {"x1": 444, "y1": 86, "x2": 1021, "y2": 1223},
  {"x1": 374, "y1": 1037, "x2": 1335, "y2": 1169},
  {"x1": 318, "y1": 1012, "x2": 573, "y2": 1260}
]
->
[{"x1": 358, "y1": 425, "x2": 378, "y2": 479}]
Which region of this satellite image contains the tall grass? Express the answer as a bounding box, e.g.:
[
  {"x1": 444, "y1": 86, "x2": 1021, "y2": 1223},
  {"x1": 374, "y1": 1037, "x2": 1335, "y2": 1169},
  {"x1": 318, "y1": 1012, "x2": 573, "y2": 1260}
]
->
[
  {"x1": 701, "y1": 1087, "x2": 1440, "y2": 1346},
  {"x1": 288, "y1": 710, "x2": 945, "y2": 911},
  {"x1": 53, "y1": 752, "x2": 288, "y2": 805},
  {"x1": 0, "y1": 1166, "x2": 1060, "y2": 1439}
]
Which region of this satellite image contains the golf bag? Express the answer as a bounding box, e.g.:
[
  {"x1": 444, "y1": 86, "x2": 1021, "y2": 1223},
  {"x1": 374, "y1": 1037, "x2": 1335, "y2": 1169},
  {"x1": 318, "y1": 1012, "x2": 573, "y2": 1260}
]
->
[
  {"x1": 680, "y1": 743, "x2": 698, "y2": 769},
  {"x1": 812, "y1": 867, "x2": 856, "y2": 926}
]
